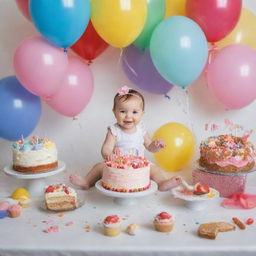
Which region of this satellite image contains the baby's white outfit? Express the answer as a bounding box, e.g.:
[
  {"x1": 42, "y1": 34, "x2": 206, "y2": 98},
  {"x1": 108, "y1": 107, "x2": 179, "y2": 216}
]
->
[{"x1": 108, "y1": 122, "x2": 146, "y2": 157}]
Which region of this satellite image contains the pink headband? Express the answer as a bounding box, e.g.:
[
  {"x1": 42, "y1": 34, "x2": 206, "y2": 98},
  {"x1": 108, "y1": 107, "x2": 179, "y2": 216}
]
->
[{"x1": 117, "y1": 86, "x2": 131, "y2": 96}]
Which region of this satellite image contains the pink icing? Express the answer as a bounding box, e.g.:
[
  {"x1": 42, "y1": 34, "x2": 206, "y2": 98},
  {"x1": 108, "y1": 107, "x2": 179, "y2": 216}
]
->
[
  {"x1": 0, "y1": 202, "x2": 9, "y2": 210},
  {"x1": 210, "y1": 156, "x2": 254, "y2": 168},
  {"x1": 8, "y1": 204, "x2": 21, "y2": 212}
]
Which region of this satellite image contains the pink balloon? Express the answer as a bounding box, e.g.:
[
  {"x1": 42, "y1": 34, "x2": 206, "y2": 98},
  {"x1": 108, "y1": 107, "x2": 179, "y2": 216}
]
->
[
  {"x1": 47, "y1": 56, "x2": 94, "y2": 117},
  {"x1": 186, "y1": 0, "x2": 242, "y2": 42},
  {"x1": 13, "y1": 36, "x2": 68, "y2": 97},
  {"x1": 207, "y1": 45, "x2": 256, "y2": 109},
  {"x1": 15, "y1": 0, "x2": 31, "y2": 21}
]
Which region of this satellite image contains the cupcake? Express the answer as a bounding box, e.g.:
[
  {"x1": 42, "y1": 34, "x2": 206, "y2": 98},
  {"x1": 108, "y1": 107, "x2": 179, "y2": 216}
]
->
[
  {"x1": 18, "y1": 196, "x2": 31, "y2": 208},
  {"x1": 153, "y1": 212, "x2": 175, "y2": 232},
  {"x1": 0, "y1": 202, "x2": 10, "y2": 219},
  {"x1": 103, "y1": 215, "x2": 121, "y2": 237},
  {"x1": 8, "y1": 204, "x2": 22, "y2": 218}
]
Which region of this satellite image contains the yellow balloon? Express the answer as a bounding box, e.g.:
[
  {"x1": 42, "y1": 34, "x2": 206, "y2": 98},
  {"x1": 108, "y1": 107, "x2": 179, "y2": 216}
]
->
[
  {"x1": 90, "y1": 0, "x2": 147, "y2": 48},
  {"x1": 217, "y1": 8, "x2": 256, "y2": 50},
  {"x1": 153, "y1": 122, "x2": 195, "y2": 172},
  {"x1": 164, "y1": 0, "x2": 186, "y2": 18}
]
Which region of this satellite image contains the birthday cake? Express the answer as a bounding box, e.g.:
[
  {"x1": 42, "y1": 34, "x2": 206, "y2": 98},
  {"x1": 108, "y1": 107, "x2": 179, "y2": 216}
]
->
[
  {"x1": 199, "y1": 135, "x2": 256, "y2": 173},
  {"x1": 45, "y1": 184, "x2": 77, "y2": 211},
  {"x1": 102, "y1": 156, "x2": 151, "y2": 192},
  {"x1": 12, "y1": 136, "x2": 58, "y2": 173}
]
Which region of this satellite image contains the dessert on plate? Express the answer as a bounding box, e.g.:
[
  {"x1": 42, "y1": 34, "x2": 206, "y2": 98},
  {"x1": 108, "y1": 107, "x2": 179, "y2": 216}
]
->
[
  {"x1": 102, "y1": 155, "x2": 151, "y2": 192},
  {"x1": 199, "y1": 134, "x2": 255, "y2": 173},
  {"x1": 45, "y1": 184, "x2": 78, "y2": 211},
  {"x1": 12, "y1": 136, "x2": 58, "y2": 173}
]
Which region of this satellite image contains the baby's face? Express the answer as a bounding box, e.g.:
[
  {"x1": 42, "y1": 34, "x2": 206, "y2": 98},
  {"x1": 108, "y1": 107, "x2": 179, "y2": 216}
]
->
[{"x1": 113, "y1": 96, "x2": 144, "y2": 131}]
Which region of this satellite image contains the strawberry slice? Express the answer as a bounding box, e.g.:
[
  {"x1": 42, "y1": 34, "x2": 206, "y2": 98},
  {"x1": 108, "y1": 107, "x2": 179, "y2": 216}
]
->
[
  {"x1": 159, "y1": 212, "x2": 171, "y2": 219},
  {"x1": 193, "y1": 183, "x2": 210, "y2": 195},
  {"x1": 45, "y1": 185, "x2": 54, "y2": 193}
]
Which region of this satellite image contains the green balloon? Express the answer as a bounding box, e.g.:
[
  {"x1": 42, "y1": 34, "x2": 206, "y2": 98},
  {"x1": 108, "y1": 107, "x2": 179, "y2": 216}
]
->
[{"x1": 133, "y1": 0, "x2": 165, "y2": 51}]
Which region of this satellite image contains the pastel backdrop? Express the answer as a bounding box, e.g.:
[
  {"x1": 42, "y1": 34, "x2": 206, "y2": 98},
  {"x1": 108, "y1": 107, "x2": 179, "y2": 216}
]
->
[{"x1": 0, "y1": 0, "x2": 256, "y2": 183}]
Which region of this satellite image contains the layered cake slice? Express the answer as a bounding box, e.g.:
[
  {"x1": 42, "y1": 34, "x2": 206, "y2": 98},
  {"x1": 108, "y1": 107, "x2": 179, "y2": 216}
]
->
[{"x1": 45, "y1": 184, "x2": 78, "y2": 211}]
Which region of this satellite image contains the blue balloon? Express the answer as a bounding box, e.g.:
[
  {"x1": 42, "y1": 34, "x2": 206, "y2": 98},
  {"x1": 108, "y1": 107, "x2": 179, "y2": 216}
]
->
[
  {"x1": 30, "y1": 0, "x2": 91, "y2": 48},
  {"x1": 150, "y1": 16, "x2": 208, "y2": 88},
  {"x1": 0, "y1": 76, "x2": 42, "y2": 141}
]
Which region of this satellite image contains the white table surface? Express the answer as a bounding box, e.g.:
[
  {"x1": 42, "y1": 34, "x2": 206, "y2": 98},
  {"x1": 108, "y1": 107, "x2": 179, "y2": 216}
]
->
[{"x1": 1, "y1": 169, "x2": 256, "y2": 256}]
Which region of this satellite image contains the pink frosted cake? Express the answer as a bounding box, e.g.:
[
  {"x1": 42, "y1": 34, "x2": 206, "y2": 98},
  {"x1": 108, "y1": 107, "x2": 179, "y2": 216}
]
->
[
  {"x1": 199, "y1": 135, "x2": 255, "y2": 173},
  {"x1": 102, "y1": 156, "x2": 150, "y2": 192}
]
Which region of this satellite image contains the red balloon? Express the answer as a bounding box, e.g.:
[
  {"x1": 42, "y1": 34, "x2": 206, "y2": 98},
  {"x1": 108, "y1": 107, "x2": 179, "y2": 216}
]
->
[
  {"x1": 186, "y1": 0, "x2": 242, "y2": 42},
  {"x1": 71, "y1": 21, "x2": 109, "y2": 62},
  {"x1": 15, "y1": 0, "x2": 31, "y2": 21}
]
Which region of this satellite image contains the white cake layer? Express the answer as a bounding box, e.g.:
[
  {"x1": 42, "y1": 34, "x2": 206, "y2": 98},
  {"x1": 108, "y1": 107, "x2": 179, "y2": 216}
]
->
[
  {"x1": 102, "y1": 166, "x2": 150, "y2": 190},
  {"x1": 13, "y1": 147, "x2": 57, "y2": 167}
]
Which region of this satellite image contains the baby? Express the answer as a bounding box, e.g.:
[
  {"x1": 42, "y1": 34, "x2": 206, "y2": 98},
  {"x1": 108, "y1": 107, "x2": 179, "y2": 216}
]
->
[{"x1": 70, "y1": 86, "x2": 181, "y2": 191}]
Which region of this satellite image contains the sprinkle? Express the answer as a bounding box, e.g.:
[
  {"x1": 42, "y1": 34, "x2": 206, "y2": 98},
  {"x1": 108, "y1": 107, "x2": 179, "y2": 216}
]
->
[
  {"x1": 85, "y1": 225, "x2": 91, "y2": 232},
  {"x1": 195, "y1": 222, "x2": 200, "y2": 225},
  {"x1": 42, "y1": 219, "x2": 54, "y2": 225},
  {"x1": 57, "y1": 213, "x2": 65, "y2": 217},
  {"x1": 43, "y1": 225, "x2": 59, "y2": 233},
  {"x1": 246, "y1": 218, "x2": 254, "y2": 225},
  {"x1": 65, "y1": 221, "x2": 74, "y2": 226}
]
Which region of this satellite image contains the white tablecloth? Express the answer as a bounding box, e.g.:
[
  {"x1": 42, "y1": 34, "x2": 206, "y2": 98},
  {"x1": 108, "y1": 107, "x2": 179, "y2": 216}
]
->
[{"x1": 1, "y1": 169, "x2": 256, "y2": 256}]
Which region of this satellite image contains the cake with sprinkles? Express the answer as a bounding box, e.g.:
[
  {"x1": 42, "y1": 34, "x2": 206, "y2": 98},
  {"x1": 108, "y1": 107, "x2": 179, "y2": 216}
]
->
[
  {"x1": 12, "y1": 136, "x2": 58, "y2": 173},
  {"x1": 101, "y1": 155, "x2": 150, "y2": 192},
  {"x1": 199, "y1": 135, "x2": 256, "y2": 173}
]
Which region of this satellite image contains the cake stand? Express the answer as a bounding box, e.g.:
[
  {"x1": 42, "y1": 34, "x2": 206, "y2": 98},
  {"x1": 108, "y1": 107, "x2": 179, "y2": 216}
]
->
[
  {"x1": 172, "y1": 186, "x2": 220, "y2": 210},
  {"x1": 95, "y1": 180, "x2": 158, "y2": 206},
  {"x1": 3, "y1": 161, "x2": 66, "y2": 197}
]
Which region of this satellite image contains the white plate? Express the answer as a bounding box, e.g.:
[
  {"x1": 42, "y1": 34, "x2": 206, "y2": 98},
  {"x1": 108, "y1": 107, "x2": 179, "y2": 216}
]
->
[
  {"x1": 95, "y1": 180, "x2": 158, "y2": 199},
  {"x1": 3, "y1": 161, "x2": 66, "y2": 179},
  {"x1": 172, "y1": 186, "x2": 219, "y2": 201}
]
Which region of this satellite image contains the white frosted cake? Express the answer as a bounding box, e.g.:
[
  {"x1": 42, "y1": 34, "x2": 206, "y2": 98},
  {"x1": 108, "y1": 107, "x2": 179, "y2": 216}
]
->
[
  {"x1": 45, "y1": 184, "x2": 78, "y2": 211},
  {"x1": 102, "y1": 156, "x2": 151, "y2": 192},
  {"x1": 12, "y1": 136, "x2": 58, "y2": 173}
]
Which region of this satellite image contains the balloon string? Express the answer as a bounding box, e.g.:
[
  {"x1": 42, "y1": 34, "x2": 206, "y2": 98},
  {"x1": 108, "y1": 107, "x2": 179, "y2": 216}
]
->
[
  {"x1": 184, "y1": 88, "x2": 195, "y2": 136},
  {"x1": 116, "y1": 48, "x2": 123, "y2": 73},
  {"x1": 208, "y1": 42, "x2": 218, "y2": 65}
]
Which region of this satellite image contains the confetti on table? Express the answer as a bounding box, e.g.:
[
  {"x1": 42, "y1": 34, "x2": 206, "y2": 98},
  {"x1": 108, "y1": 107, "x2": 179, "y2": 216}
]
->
[
  {"x1": 57, "y1": 213, "x2": 65, "y2": 217},
  {"x1": 84, "y1": 225, "x2": 91, "y2": 232},
  {"x1": 65, "y1": 221, "x2": 74, "y2": 227},
  {"x1": 42, "y1": 219, "x2": 54, "y2": 225},
  {"x1": 43, "y1": 225, "x2": 60, "y2": 233}
]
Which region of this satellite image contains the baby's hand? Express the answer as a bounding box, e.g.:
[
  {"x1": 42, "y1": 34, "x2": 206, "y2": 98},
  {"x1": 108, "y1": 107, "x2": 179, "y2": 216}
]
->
[
  {"x1": 105, "y1": 148, "x2": 121, "y2": 161},
  {"x1": 150, "y1": 139, "x2": 166, "y2": 152}
]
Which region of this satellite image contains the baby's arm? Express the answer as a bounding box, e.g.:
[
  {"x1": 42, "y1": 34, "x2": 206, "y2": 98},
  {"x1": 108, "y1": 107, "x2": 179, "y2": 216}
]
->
[
  {"x1": 101, "y1": 130, "x2": 116, "y2": 159},
  {"x1": 144, "y1": 132, "x2": 166, "y2": 153}
]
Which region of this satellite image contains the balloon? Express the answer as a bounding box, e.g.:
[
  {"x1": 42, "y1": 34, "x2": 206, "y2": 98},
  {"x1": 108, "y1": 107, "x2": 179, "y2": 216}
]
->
[
  {"x1": 15, "y1": 0, "x2": 31, "y2": 21},
  {"x1": 165, "y1": 0, "x2": 186, "y2": 18},
  {"x1": 150, "y1": 16, "x2": 208, "y2": 88},
  {"x1": 30, "y1": 0, "x2": 90, "y2": 48},
  {"x1": 207, "y1": 45, "x2": 256, "y2": 109},
  {"x1": 186, "y1": 0, "x2": 242, "y2": 42},
  {"x1": 71, "y1": 21, "x2": 109, "y2": 62},
  {"x1": 13, "y1": 36, "x2": 68, "y2": 98},
  {"x1": 133, "y1": 0, "x2": 165, "y2": 51},
  {"x1": 91, "y1": 0, "x2": 147, "y2": 48},
  {"x1": 153, "y1": 123, "x2": 195, "y2": 172},
  {"x1": 47, "y1": 56, "x2": 94, "y2": 117},
  {"x1": 122, "y1": 45, "x2": 173, "y2": 95},
  {"x1": 217, "y1": 8, "x2": 256, "y2": 50},
  {"x1": 0, "y1": 76, "x2": 41, "y2": 141}
]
